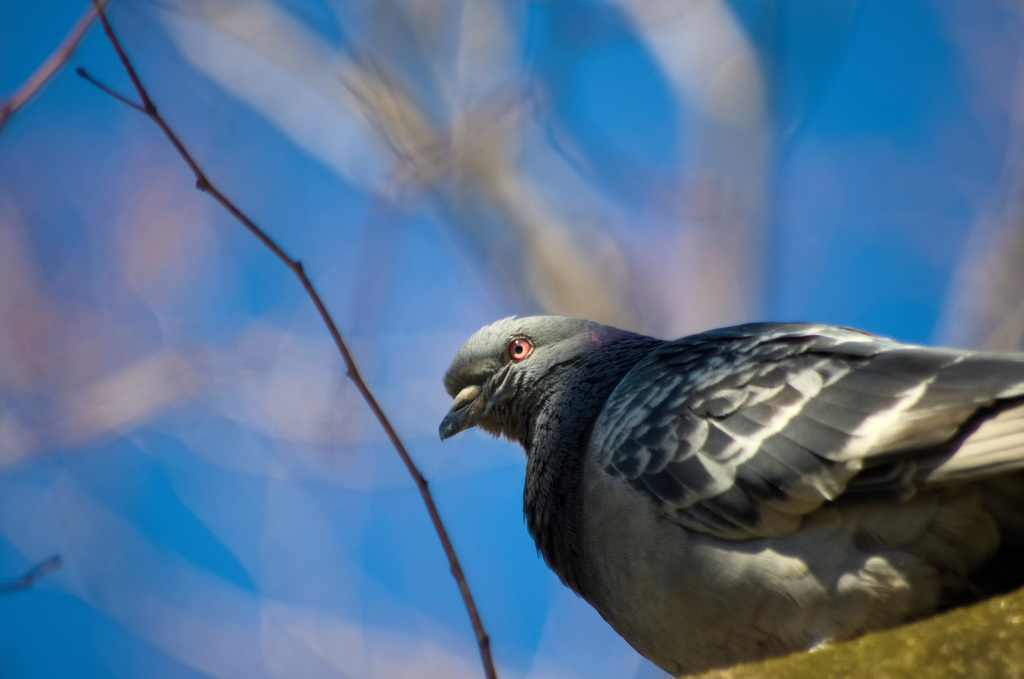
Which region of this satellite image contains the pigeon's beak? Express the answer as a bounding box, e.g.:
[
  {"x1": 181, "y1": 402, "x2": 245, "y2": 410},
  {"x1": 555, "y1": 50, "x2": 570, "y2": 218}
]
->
[{"x1": 439, "y1": 385, "x2": 483, "y2": 440}]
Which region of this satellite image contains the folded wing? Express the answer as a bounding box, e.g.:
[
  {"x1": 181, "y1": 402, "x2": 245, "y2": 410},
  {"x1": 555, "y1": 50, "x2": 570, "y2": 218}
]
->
[{"x1": 592, "y1": 323, "x2": 1024, "y2": 540}]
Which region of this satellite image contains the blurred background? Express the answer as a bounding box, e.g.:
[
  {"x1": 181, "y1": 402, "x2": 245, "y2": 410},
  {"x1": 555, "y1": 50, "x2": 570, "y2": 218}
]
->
[{"x1": 2, "y1": 1, "x2": 1024, "y2": 677}]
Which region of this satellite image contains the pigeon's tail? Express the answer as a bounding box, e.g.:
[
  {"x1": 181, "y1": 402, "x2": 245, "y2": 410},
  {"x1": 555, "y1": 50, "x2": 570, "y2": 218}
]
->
[{"x1": 922, "y1": 400, "x2": 1024, "y2": 485}]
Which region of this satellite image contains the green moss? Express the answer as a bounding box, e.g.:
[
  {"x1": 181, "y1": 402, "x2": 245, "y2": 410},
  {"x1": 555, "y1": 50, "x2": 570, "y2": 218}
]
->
[{"x1": 697, "y1": 588, "x2": 1024, "y2": 679}]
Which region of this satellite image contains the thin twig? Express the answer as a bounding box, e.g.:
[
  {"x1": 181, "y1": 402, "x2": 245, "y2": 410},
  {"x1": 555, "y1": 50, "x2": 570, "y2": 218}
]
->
[
  {"x1": 0, "y1": 3, "x2": 102, "y2": 134},
  {"x1": 75, "y1": 67, "x2": 145, "y2": 112},
  {"x1": 0, "y1": 556, "x2": 63, "y2": 596},
  {"x1": 82, "y1": 3, "x2": 497, "y2": 677}
]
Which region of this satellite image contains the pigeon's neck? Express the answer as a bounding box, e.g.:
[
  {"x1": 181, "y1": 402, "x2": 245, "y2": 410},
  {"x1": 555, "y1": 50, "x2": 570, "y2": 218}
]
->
[{"x1": 523, "y1": 333, "x2": 661, "y2": 594}]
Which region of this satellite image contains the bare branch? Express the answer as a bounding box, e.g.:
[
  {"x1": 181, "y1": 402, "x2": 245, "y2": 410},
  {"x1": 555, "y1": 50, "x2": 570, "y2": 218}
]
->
[
  {"x1": 83, "y1": 2, "x2": 497, "y2": 676},
  {"x1": 0, "y1": 4, "x2": 102, "y2": 134},
  {"x1": 0, "y1": 556, "x2": 62, "y2": 596}
]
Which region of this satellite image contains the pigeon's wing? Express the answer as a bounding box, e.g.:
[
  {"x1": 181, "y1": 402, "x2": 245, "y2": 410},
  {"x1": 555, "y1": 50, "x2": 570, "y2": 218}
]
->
[{"x1": 591, "y1": 323, "x2": 1024, "y2": 540}]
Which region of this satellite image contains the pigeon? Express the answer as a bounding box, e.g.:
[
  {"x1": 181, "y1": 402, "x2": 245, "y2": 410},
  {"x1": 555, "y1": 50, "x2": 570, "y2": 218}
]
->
[{"x1": 439, "y1": 316, "x2": 1024, "y2": 676}]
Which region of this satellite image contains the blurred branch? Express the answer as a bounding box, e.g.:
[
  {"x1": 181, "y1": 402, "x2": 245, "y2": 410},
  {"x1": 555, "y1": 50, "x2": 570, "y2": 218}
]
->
[
  {"x1": 0, "y1": 556, "x2": 62, "y2": 596},
  {"x1": 0, "y1": 3, "x2": 102, "y2": 134},
  {"x1": 163, "y1": 0, "x2": 635, "y2": 326},
  {"x1": 79, "y1": 3, "x2": 498, "y2": 678},
  {"x1": 344, "y1": 62, "x2": 635, "y2": 326},
  {"x1": 937, "y1": 21, "x2": 1024, "y2": 352}
]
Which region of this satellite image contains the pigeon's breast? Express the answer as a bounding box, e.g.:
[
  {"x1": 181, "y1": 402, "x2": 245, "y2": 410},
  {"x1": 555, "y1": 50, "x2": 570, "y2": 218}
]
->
[{"x1": 576, "y1": 453, "x2": 795, "y2": 673}]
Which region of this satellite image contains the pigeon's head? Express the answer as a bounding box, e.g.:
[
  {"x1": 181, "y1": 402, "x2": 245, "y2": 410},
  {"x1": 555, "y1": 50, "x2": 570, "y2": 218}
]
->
[{"x1": 439, "y1": 315, "x2": 611, "y2": 445}]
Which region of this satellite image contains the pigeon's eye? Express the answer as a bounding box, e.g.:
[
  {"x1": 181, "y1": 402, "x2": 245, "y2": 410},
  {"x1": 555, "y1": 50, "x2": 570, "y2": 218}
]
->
[{"x1": 508, "y1": 338, "x2": 533, "y2": 362}]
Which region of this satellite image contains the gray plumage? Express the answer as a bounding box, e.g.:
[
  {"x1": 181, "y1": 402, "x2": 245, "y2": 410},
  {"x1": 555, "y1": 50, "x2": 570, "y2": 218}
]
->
[{"x1": 439, "y1": 316, "x2": 1024, "y2": 676}]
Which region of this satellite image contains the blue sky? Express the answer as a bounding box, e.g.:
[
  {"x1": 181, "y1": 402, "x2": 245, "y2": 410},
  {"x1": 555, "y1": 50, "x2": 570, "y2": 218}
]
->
[{"x1": 1, "y1": 1, "x2": 1022, "y2": 678}]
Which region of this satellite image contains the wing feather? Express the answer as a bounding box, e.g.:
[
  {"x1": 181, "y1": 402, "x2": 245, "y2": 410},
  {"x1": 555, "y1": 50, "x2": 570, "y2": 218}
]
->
[{"x1": 592, "y1": 324, "x2": 1024, "y2": 540}]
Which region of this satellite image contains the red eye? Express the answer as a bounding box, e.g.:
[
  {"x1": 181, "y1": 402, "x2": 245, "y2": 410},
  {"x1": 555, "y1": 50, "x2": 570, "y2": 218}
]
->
[{"x1": 508, "y1": 338, "x2": 533, "y2": 361}]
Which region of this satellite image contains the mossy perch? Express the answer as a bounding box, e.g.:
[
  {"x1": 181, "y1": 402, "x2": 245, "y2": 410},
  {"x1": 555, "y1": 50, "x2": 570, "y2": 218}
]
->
[{"x1": 698, "y1": 587, "x2": 1024, "y2": 679}]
